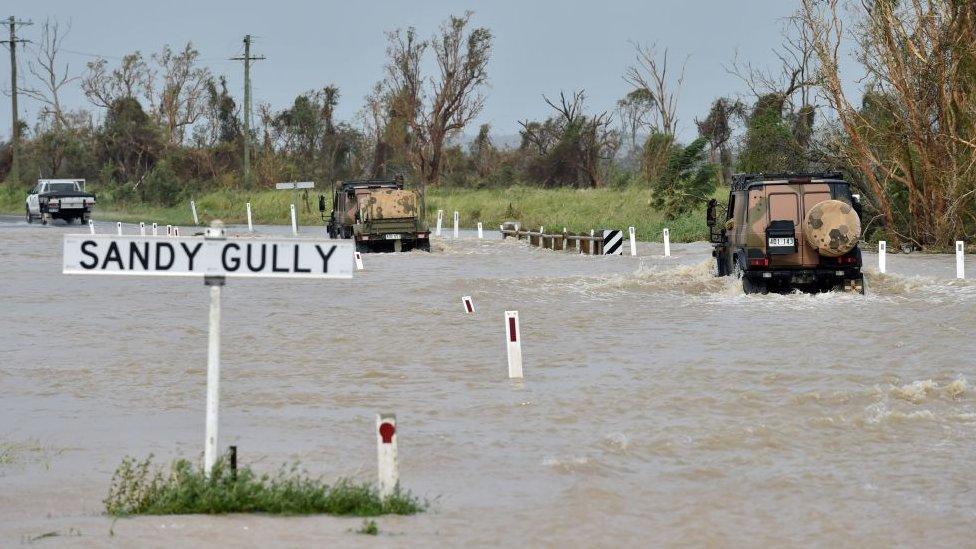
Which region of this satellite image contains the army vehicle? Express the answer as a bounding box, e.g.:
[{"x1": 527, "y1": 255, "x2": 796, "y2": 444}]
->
[
  {"x1": 320, "y1": 179, "x2": 431, "y2": 253},
  {"x1": 707, "y1": 172, "x2": 864, "y2": 294}
]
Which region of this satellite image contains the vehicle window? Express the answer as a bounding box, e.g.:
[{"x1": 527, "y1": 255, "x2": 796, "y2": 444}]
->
[
  {"x1": 48, "y1": 183, "x2": 78, "y2": 192},
  {"x1": 803, "y1": 192, "x2": 831, "y2": 216},
  {"x1": 769, "y1": 193, "x2": 799, "y2": 223}
]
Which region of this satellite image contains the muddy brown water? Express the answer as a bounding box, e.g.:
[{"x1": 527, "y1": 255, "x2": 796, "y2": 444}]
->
[{"x1": 1, "y1": 217, "x2": 975, "y2": 547}]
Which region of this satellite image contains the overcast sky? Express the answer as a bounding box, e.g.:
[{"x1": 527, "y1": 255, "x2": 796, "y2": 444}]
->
[{"x1": 3, "y1": 0, "x2": 848, "y2": 142}]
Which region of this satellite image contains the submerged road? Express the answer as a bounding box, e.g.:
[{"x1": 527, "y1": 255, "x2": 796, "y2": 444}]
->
[{"x1": 1, "y1": 216, "x2": 975, "y2": 545}]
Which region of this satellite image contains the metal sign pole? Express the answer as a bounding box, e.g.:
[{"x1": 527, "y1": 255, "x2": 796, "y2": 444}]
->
[{"x1": 203, "y1": 221, "x2": 226, "y2": 475}]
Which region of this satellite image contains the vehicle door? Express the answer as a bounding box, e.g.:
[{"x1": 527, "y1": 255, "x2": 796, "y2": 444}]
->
[{"x1": 27, "y1": 182, "x2": 43, "y2": 213}]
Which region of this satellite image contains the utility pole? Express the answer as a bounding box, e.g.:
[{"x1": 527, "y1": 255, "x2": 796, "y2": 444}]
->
[
  {"x1": 1, "y1": 16, "x2": 32, "y2": 185},
  {"x1": 230, "y1": 35, "x2": 265, "y2": 187}
]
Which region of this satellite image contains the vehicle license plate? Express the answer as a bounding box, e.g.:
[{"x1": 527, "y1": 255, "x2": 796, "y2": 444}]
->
[
  {"x1": 768, "y1": 237, "x2": 794, "y2": 247},
  {"x1": 384, "y1": 234, "x2": 402, "y2": 240}
]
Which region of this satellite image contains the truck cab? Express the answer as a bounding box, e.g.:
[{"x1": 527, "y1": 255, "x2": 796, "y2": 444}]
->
[
  {"x1": 26, "y1": 179, "x2": 96, "y2": 225},
  {"x1": 707, "y1": 172, "x2": 864, "y2": 294},
  {"x1": 320, "y1": 179, "x2": 430, "y2": 253}
]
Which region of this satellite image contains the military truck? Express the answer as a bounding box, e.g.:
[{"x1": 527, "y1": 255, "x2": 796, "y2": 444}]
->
[
  {"x1": 707, "y1": 172, "x2": 865, "y2": 294},
  {"x1": 320, "y1": 179, "x2": 431, "y2": 253}
]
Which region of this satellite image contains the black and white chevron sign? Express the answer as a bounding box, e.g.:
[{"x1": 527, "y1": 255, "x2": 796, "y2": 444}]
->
[{"x1": 602, "y1": 229, "x2": 623, "y2": 255}]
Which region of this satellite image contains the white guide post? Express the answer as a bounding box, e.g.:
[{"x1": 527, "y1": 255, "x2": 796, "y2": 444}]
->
[
  {"x1": 505, "y1": 310, "x2": 523, "y2": 379},
  {"x1": 203, "y1": 221, "x2": 226, "y2": 475},
  {"x1": 246, "y1": 202, "x2": 253, "y2": 232},
  {"x1": 436, "y1": 210, "x2": 443, "y2": 236},
  {"x1": 453, "y1": 211, "x2": 459, "y2": 238},
  {"x1": 166, "y1": 224, "x2": 173, "y2": 237},
  {"x1": 462, "y1": 295, "x2": 474, "y2": 313},
  {"x1": 290, "y1": 204, "x2": 298, "y2": 236},
  {"x1": 354, "y1": 251, "x2": 364, "y2": 271},
  {"x1": 152, "y1": 222, "x2": 158, "y2": 236},
  {"x1": 589, "y1": 229, "x2": 594, "y2": 255},
  {"x1": 116, "y1": 222, "x2": 122, "y2": 236},
  {"x1": 376, "y1": 413, "x2": 399, "y2": 499},
  {"x1": 88, "y1": 220, "x2": 95, "y2": 235},
  {"x1": 663, "y1": 228, "x2": 671, "y2": 257},
  {"x1": 957, "y1": 241, "x2": 965, "y2": 279},
  {"x1": 174, "y1": 227, "x2": 180, "y2": 237},
  {"x1": 477, "y1": 222, "x2": 483, "y2": 239},
  {"x1": 139, "y1": 222, "x2": 146, "y2": 236},
  {"x1": 191, "y1": 200, "x2": 199, "y2": 225},
  {"x1": 629, "y1": 226, "x2": 637, "y2": 256},
  {"x1": 878, "y1": 241, "x2": 887, "y2": 274}
]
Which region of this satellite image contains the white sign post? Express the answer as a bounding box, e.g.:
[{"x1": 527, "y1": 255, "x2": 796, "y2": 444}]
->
[
  {"x1": 505, "y1": 310, "x2": 523, "y2": 379},
  {"x1": 462, "y1": 295, "x2": 474, "y2": 313},
  {"x1": 436, "y1": 210, "x2": 443, "y2": 236},
  {"x1": 878, "y1": 241, "x2": 887, "y2": 274},
  {"x1": 246, "y1": 202, "x2": 253, "y2": 232},
  {"x1": 88, "y1": 220, "x2": 95, "y2": 235},
  {"x1": 376, "y1": 413, "x2": 398, "y2": 499},
  {"x1": 290, "y1": 204, "x2": 298, "y2": 236},
  {"x1": 453, "y1": 211, "x2": 459, "y2": 238},
  {"x1": 477, "y1": 222, "x2": 484, "y2": 239},
  {"x1": 139, "y1": 222, "x2": 146, "y2": 236},
  {"x1": 276, "y1": 182, "x2": 314, "y2": 232},
  {"x1": 663, "y1": 228, "x2": 671, "y2": 257},
  {"x1": 629, "y1": 226, "x2": 637, "y2": 256},
  {"x1": 957, "y1": 241, "x2": 965, "y2": 279},
  {"x1": 191, "y1": 200, "x2": 199, "y2": 225},
  {"x1": 354, "y1": 251, "x2": 364, "y2": 271},
  {"x1": 152, "y1": 222, "x2": 158, "y2": 236},
  {"x1": 63, "y1": 223, "x2": 353, "y2": 475}
]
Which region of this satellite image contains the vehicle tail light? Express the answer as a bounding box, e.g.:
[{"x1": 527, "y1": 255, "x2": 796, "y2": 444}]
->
[
  {"x1": 837, "y1": 256, "x2": 858, "y2": 264},
  {"x1": 360, "y1": 235, "x2": 369, "y2": 241},
  {"x1": 749, "y1": 258, "x2": 769, "y2": 267}
]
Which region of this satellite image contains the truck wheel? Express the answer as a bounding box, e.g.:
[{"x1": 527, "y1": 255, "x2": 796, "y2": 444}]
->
[
  {"x1": 25, "y1": 207, "x2": 33, "y2": 224},
  {"x1": 732, "y1": 257, "x2": 764, "y2": 295}
]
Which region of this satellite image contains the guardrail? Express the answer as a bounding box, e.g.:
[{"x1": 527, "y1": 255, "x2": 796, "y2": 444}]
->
[{"x1": 500, "y1": 225, "x2": 605, "y2": 255}]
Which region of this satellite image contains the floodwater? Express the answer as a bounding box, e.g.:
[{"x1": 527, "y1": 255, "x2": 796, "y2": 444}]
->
[{"x1": 1, "y1": 217, "x2": 975, "y2": 547}]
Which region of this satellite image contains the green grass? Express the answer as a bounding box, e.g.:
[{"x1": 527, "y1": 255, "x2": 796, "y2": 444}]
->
[
  {"x1": 0, "y1": 183, "x2": 718, "y2": 242},
  {"x1": 104, "y1": 454, "x2": 425, "y2": 517}
]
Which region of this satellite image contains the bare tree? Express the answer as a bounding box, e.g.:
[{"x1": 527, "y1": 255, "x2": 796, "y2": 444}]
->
[
  {"x1": 519, "y1": 90, "x2": 620, "y2": 188},
  {"x1": 148, "y1": 43, "x2": 212, "y2": 145},
  {"x1": 21, "y1": 18, "x2": 78, "y2": 131},
  {"x1": 81, "y1": 53, "x2": 150, "y2": 109},
  {"x1": 624, "y1": 42, "x2": 686, "y2": 137},
  {"x1": 616, "y1": 87, "x2": 655, "y2": 155},
  {"x1": 384, "y1": 11, "x2": 492, "y2": 189}
]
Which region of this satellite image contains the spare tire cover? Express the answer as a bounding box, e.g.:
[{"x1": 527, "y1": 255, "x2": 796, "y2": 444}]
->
[{"x1": 804, "y1": 199, "x2": 861, "y2": 257}]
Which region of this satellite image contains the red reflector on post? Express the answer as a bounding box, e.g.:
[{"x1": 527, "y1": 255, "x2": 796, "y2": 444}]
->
[{"x1": 508, "y1": 317, "x2": 517, "y2": 342}]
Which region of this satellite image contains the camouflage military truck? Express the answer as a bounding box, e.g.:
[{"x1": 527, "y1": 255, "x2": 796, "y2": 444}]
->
[
  {"x1": 707, "y1": 172, "x2": 865, "y2": 294},
  {"x1": 320, "y1": 179, "x2": 431, "y2": 253}
]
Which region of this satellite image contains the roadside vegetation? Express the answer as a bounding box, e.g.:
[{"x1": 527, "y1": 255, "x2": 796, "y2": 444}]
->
[
  {"x1": 103, "y1": 455, "x2": 425, "y2": 517},
  {"x1": 2, "y1": 3, "x2": 973, "y2": 249}
]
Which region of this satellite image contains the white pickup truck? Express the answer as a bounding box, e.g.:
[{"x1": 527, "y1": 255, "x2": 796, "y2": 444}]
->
[{"x1": 25, "y1": 179, "x2": 96, "y2": 225}]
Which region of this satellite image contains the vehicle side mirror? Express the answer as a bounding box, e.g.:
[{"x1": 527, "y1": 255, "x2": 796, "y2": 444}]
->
[
  {"x1": 318, "y1": 195, "x2": 326, "y2": 213},
  {"x1": 706, "y1": 199, "x2": 717, "y2": 227}
]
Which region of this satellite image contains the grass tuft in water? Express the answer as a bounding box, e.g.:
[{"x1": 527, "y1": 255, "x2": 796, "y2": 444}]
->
[
  {"x1": 357, "y1": 519, "x2": 379, "y2": 535},
  {"x1": 104, "y1": 454, "x2": 425, "y2": 517}
]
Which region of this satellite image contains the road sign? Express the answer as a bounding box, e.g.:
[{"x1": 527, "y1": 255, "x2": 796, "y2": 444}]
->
[
  {"x1": 275, "y1": 181, "x2": 315, "y2": 190},
  {"x1": 63, "y1": 234, "x2": 353, "y2": 279}
]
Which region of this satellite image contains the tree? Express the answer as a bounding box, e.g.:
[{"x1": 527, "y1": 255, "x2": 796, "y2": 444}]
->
[
  {"x1": 82, "y1": 53, "x2": 149, "y2": 109},
  {"x1": 383, "y1": 12, "x2": 492, "y2": 189},
  {"x1": 652, "y1": 137, "x2": 717, "y2": 218},
  {"x1": 800, "y1": 0, "x2": 976, "y2": 247},
  {"x1": 518, "y1": 91, "x2": 620, "y2": 188},
  {"x1": 695, "y1": 97, "x2": 744, "y2": 185},
  {"x1": 22, "y1": 18, "x2": 78, "y2": 131},
  {"x1": 616, "y1": 88, "x2": 655, "y2": 156},
  {"x1": 97, "y1": 97, "x2": 162, "y2": 183},
  {"x1": 624, "y1": 42, "x2": 685, "y2": 137}
]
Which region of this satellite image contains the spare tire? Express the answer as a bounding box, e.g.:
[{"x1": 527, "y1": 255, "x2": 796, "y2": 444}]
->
[{"x1": 804, "y1": 199, "x2": 861, "y2": 257}]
